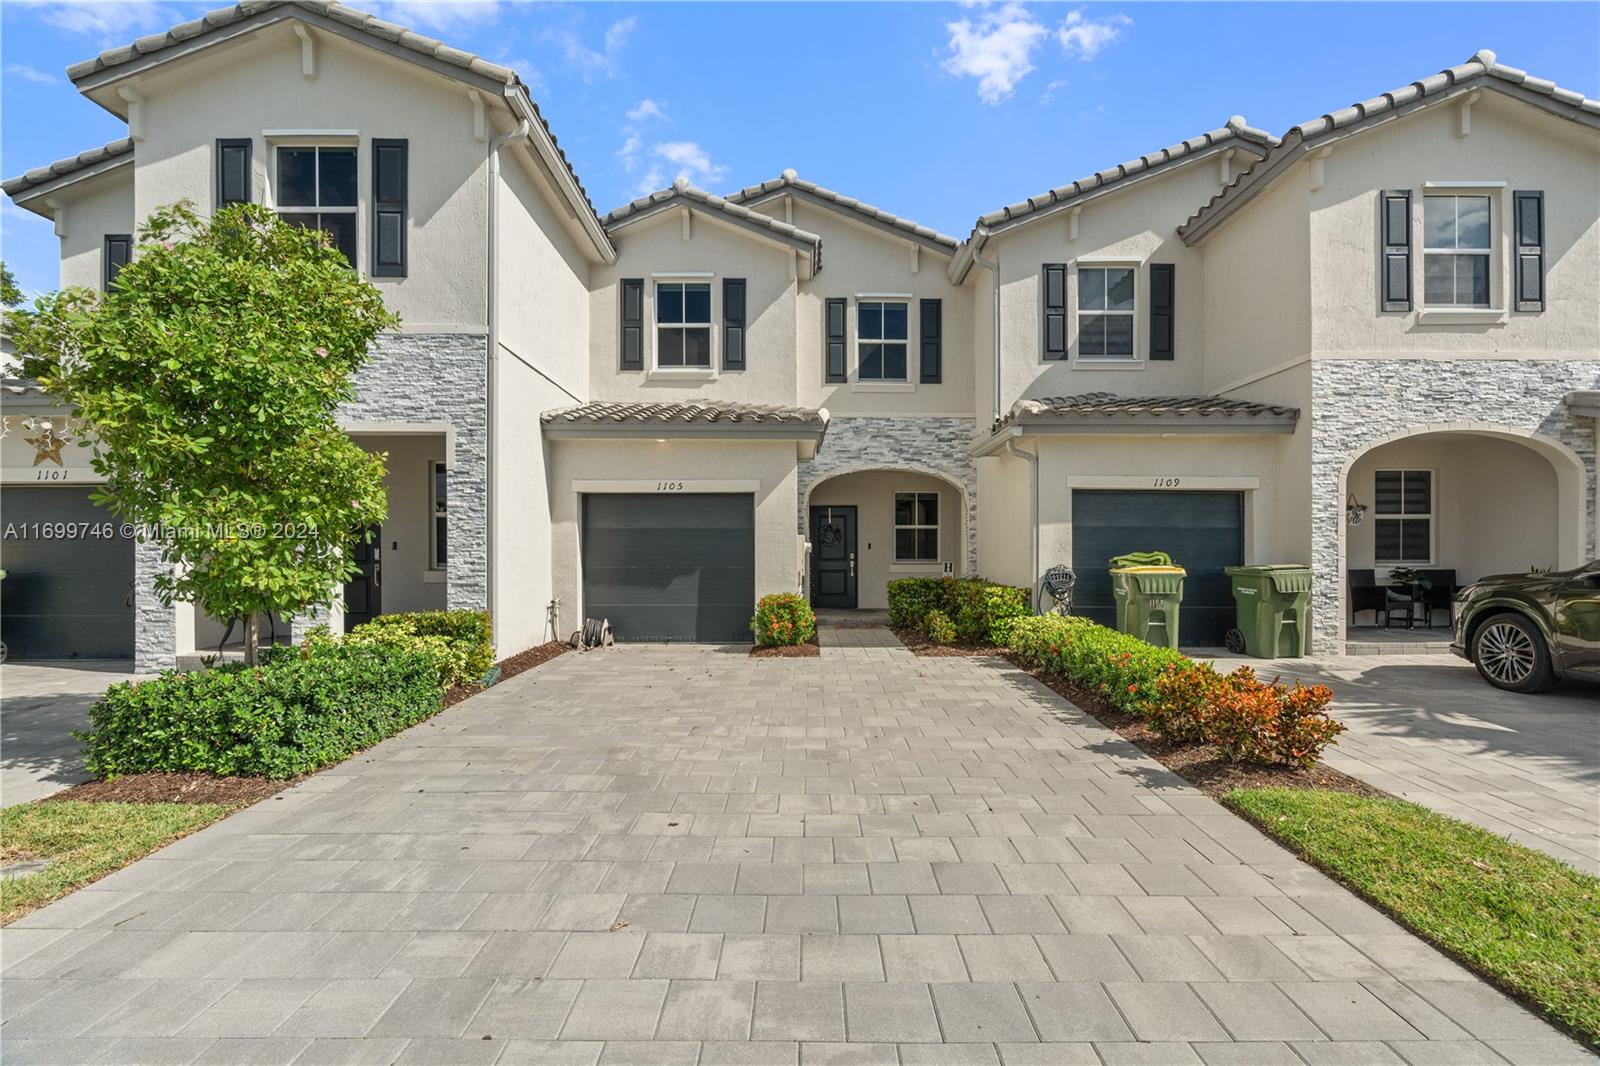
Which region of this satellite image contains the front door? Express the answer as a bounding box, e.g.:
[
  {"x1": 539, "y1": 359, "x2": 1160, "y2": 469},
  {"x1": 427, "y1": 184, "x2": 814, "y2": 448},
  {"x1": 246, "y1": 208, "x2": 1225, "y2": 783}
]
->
[
  {"x1": 344, "y1": 525, "x2": 381, "y2": 631},
  {"x1": 810, "y1": 505, "x2": 858, "y2": 610}
]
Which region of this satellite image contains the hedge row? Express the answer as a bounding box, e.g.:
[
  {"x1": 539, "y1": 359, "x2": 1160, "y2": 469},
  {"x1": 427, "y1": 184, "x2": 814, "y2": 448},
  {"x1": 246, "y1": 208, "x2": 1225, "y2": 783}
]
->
[
  {"x1": 344, "y1": 609, "x2": 494, "y2": 688},
  {"x1": 1008, "y1": 615, "x2": 1344, "y2": 767},
  {"x1": 887, "y1": 577, "x2": 1030, "y2": 645}
]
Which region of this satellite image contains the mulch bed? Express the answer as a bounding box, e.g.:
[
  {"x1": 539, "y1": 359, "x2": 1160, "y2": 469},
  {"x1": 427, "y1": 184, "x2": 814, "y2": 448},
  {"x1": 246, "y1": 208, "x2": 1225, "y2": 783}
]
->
[
  {"x1": 892, "y1": 628, "x2": 1007, "y2": 657},
  {"x1": 444, "y1": 640, "x2": 572, "y2": 706},
  {"x1": 751, "y1": 636, "x2": 821, "y2": 658},
  {"x1": 44, "y1": 772, "x2": 295, "y2": 806},
  {"x1": 1011, "y1": 656, "x2": 1387, "y2": 802}
]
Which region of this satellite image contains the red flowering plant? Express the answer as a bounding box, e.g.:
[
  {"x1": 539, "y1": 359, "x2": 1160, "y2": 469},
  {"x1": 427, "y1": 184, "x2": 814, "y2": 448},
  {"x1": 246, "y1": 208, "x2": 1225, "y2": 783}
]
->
[{"x1": 750, "y1": 593, "x2": 817, "y2": 647}]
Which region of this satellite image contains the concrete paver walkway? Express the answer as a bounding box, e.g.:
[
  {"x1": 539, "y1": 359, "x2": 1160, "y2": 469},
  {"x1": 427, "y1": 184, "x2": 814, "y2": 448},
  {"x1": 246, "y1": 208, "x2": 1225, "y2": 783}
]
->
[
  {"x1": 1210, "y1": 651, "x2": 1600, "y2": 875},
  {"x1": 1, "y1": 661, "x2": 141, "y2": 807},
  {"x1": 2, "y1": 644, "x2": 1592, "y2": 1065}
]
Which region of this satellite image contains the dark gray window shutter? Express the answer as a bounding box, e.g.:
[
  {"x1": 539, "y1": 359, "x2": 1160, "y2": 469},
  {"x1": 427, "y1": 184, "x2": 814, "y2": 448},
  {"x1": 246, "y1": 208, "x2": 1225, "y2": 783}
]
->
[
  {"x1": 371, "y1": 139, "x2": 408, "y2": 278},
  {"x1": 919, "y1": 298, "x2": 942, "y2": 383},
  {"x1": 1380, "y1": 190, "x2": 1412, "y2": 311},
  {"x1": 103, "y1": 234, "x2": 132, "y2": 291},
  {"x1": 1042, "y1": 263, "x2": 1067, "y2": 360},
  {"x1": 1513, "y1": 190, "x2": 1544, "y2": 312},
  {"x1": 620, "y1": 278, "x2": 644, "y2": 370},
  {"x1": 1149, "y1": 263, "x2": 1175, "y2": 360},
  {"x1": 215, "y1": 138, "x2": 252, "y2": 207},
  {"x1": 825, "y1": 297, "x2": 847, "y2": 382},
  {"x1": 722, "y1": 278, "x2": 746, "y2": 370}
]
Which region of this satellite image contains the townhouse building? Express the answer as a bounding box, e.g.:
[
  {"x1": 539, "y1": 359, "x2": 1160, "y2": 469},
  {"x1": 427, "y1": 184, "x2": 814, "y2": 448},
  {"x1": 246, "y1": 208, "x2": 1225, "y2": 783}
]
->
[{"x1": 3, "y1": 0, "x2": 1596, "y2": 669}]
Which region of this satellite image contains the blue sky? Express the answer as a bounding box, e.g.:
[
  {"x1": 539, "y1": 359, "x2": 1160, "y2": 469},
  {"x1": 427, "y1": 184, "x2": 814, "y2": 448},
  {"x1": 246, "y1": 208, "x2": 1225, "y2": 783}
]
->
[{"x1": 3, "y1": 1, "x2": 1596, "y2": 295}]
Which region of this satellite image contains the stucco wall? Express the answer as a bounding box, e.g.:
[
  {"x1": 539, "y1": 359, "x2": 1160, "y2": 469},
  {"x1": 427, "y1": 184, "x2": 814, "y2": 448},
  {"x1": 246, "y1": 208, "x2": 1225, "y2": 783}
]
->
[
  {"x1": 56, "y1": 170, "x2": 135, "y2": 293},
  {"x1": 495, "y1": 359, "x2": 574, "y2": 651},
  {"x1": 975, "y1": 450, "x2": 1034, "y2": 590},
  {"x1": 125, "y1": 22, "x2": 491, "y2": 330},
  {"x1": 809, "y1": 470, "x2": 962, "y2": 610},
  {"x1": 548, "y1": 438, "x2": 803, "y2": 637}
]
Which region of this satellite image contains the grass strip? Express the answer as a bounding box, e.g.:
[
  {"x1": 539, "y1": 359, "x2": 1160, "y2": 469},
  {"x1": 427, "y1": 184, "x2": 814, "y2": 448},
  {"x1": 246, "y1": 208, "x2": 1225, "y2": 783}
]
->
[
  {"x1": 1, "y1": 799, "x2": 237, "y2": 925},
  {"x1": 1225, "y1": 786, "x2": 1600, "y2": 1047}
]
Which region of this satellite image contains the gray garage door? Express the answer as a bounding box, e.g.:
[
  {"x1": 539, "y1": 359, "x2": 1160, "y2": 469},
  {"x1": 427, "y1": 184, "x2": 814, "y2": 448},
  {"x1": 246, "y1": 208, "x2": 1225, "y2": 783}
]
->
[
  {"x1": 582, "y1": 493, "x2": 755, "y2": 643},
  {"x1": 1070, "y1": 490, "x2": 1243, "y2": 648},
  {"x1": 1, "y1": 487, "x2": 135, "y2": 659}
]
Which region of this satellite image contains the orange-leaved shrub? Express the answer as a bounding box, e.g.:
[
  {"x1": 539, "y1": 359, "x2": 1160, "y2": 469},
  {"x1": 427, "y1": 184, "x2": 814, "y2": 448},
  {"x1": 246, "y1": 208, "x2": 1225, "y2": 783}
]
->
[{"x1": 750, "y1": 593, "x2": 816, "y2": 647}]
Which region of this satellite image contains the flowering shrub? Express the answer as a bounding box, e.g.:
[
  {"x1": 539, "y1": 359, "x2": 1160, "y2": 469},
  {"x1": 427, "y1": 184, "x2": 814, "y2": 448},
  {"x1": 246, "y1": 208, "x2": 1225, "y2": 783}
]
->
[
  {"x1": 922, "y1": 609, "x2": 957, "y2": 645},
  {"x1": 751, "y1": 593, "x2": 816, "y2": 647},
  {"x1": 1007, "y1": 615, "x2": 1345, "y2": 766},
  {"x1": 887, "y1": 577, "x2": 1029, "y2": 644}
]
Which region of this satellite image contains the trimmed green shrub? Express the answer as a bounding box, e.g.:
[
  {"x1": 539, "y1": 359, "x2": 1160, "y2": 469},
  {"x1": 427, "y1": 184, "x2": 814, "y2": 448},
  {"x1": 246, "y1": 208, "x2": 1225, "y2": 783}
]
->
[
  {"x1": 887, "y1": 577, "x2": 1029, "y2": 645},
  {"x1": 350, "y1": 610, "x2": 493, "y2": 687},
  {"x1": 752, "y1": 593, "x2": 817, "y2": 646},
  {"x1": 1007, "y1": 614, "x2": 1186, "y2": 715},
  {"x1": 922, "y1": 609, "x2": 956, "y2": 645},
  {"x1": 80, "y1": 640, "x2": 443, "y2": 779}
]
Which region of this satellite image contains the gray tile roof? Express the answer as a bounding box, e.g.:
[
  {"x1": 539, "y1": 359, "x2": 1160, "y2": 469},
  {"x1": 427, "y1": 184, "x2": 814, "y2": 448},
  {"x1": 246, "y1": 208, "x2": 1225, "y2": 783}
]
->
[
  {"x1": 543, "y1": 399, "x2": 828, "y2": 434},
  {"x1": 53, "y1": 1, "x2": 603, "y2": 236},
  {"x1": 2, "y1": 138, "x2": 133, "y2": 198},
  {"x1": 1180, "y1": 50, "x2": 1600, "y2": 241},
  {"x1": 725, "y1": 169, "x2": 960, "y2": 253},
  {"x1": 604, "y1": 177, "x2": 824, "y2": 272},
  {"x1": 1004, "y1": 391, "x2": 1300, "y2": 425}
]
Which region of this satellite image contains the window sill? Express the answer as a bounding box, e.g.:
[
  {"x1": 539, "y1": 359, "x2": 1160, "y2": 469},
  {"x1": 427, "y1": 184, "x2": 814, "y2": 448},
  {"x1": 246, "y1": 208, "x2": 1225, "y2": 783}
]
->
[
  {"x1": 647, "y1": 368, "x2": 718, "y2": 382},
  {"x1": 851, "y1": 382, "x2": 916, "y2": 393},
  {"x1": 1416, "y1": 308, "x2": 1508, "y2": 325},
  {"x1": 1072, "y1": 359, "x2": 1146, "y2": 370},
  {"x1": 890, "y1": 561, "x2": 943, "y2": 572},
  {"x1": 424, "y1": 569, "x2": 446, "y2": 583}
]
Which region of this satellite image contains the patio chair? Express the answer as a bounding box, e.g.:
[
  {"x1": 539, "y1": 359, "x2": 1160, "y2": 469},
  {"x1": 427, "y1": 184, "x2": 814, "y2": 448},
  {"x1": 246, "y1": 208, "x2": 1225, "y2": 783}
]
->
[
  {"x1": 1349, "y1": 569, "x2": 1416, "y2": 629},
  {"x1": 1417, "y1": 568, "x2": 1459, "y2": 628}
]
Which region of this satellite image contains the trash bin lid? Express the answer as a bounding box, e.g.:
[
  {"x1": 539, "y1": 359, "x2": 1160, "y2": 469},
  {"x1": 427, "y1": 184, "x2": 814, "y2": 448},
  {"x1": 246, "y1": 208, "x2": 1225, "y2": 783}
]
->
[
  {"x1": 1110, "y1": 565, "x2": 1186, "y2": 574},
  {"x1": 1224, "y1": 564, "x2": 1311, "y2": 575}
]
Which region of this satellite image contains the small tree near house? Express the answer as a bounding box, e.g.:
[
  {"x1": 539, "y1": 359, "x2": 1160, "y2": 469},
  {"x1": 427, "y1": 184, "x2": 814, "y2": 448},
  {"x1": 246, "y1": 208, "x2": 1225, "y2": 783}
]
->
[{"x1": 5, "y1": 202, "x2": 398, "y2": 664}]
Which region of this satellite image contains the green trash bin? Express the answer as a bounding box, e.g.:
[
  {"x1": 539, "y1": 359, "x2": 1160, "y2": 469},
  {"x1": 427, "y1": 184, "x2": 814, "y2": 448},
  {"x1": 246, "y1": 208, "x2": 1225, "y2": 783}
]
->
[
  {"x1": 1223, "y1": 564, "x2": 1313, "y2": 658},
  {"x1": 1110, "y1": 564, "x2": 1186, "y2": 649}
]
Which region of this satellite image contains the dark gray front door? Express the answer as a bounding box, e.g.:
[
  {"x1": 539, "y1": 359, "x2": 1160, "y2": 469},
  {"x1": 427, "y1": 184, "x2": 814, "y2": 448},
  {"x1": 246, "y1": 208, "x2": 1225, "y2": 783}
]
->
[
  {"x1": 343, "y1": 525, "x2": 381, "y2": 631},
  {"x1": 582, "y1": 493, "x2": 755, "y2": 642},
  {"x1": 0, "y1": 487, "x2": 134, "y2": 659},
  {"x1": 809, "y1": 505, "x2": 857, "y2": 610},
  {"x1": 1070, "y1": 490, "x2": 1244, "y2": 647}
]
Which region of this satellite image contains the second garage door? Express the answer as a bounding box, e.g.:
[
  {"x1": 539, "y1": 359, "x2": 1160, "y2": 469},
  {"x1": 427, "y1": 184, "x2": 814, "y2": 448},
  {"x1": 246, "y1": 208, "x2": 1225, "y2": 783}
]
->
[
  {"x1": 1, "y1": 486, "x2": 135, "y2": 660},
  {"x1": 1070, "y1": 489, "x2": 1243, "y2": 648},
  {"x1": 582, "y1": 493, "x2": 755, "y2": 643}
]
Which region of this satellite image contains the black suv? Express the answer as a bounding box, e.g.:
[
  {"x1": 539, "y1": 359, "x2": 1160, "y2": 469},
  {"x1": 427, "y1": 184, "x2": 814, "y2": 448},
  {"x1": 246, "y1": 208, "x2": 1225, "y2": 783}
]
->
[{"x1": 1452, "y1": 562, "x2": 1600, "y2": 693}]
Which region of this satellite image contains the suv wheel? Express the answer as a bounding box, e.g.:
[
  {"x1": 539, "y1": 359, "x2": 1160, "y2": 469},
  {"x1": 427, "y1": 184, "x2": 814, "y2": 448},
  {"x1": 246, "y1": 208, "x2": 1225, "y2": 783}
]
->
[{"x1": 1471, "y1": 612, "x2": 1555, "y2": 693}]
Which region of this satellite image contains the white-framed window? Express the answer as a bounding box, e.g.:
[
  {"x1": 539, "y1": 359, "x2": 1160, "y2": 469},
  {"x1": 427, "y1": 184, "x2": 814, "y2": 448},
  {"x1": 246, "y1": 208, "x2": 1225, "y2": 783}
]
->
[
  {"x1": 429, "y1": 461, "x2": 447, "y2": 571},
  {"x1": 1374, "y1": 469, "x2": 1432, "y2": 564},
  {"x1": 894, "y1": 491, "x2": 939, "y2": 562},
  {"x1": 857, "y1": 300, "x2": 909, "y2": 381},
  {"x1": 1423, "y1": 194, "x2": 1491, "y2": 308},
  {"x1": 655, "y1": 281, "x2": 712, "y2": 368},
  {"x1": 1077, "y1": 265, "x2": 1135, "y2": 359},
  {"x1": 275, "y1": 145, "x2": 358, "y2": 265}
]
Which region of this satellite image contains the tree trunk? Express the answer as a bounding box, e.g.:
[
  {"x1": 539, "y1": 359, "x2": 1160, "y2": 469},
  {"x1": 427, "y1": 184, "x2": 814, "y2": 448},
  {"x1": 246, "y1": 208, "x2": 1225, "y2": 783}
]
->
[{"x1": 243, "y1": 613, "x2": 261, "y2": 667}]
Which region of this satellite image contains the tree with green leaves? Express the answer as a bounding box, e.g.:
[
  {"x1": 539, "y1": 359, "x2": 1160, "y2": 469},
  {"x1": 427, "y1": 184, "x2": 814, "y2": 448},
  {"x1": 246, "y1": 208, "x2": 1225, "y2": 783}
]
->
[{"x1": 5, "y1": 202, "x2": 397, "y2": 664}]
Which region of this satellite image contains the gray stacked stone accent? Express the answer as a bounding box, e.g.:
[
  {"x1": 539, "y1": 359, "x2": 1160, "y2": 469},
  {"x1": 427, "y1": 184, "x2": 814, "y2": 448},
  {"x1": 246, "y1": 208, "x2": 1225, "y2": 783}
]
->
[
  {"x1": 798, "y1": 415, "x2": 980, "y2": 574},
  {"x1": 133, "y1": 536, "x2": 177, "y2": 671},
  {"x1": 1310, "y1": 358, "x2": 1600, "y2": 654}
]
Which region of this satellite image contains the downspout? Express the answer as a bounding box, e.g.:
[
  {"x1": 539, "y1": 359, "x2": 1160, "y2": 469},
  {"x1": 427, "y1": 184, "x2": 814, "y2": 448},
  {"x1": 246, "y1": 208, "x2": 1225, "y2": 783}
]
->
[
  {"x1": 974, "y1": 246, "x2": 1002, "y2": 427},
  {"x1": 1005, "y1": 435, "x2": 1041, "y2": 613},
  {"x1": 485, "y1": 119, "x2": 533, "y2": 640}
]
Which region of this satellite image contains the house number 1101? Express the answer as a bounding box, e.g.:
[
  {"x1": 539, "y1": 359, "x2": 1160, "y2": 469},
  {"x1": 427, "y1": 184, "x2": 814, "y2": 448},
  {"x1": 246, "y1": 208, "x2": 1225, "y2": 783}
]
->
[{"x1": 1153, "y1": 477, "x2": 1181, "y2": 488}]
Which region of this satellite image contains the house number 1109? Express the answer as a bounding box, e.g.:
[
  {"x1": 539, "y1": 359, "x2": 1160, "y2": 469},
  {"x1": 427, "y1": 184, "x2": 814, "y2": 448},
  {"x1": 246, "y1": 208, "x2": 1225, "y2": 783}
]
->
[{"x1": 1153, "y1": 477, "x2": 1181, "y2": 488}]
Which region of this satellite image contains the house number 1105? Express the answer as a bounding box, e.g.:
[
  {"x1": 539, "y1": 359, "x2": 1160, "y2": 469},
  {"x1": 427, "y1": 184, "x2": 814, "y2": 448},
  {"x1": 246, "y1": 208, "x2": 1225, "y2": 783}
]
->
[{"x1": 656, "y1": 481, "x2": 685, "y2": 492}]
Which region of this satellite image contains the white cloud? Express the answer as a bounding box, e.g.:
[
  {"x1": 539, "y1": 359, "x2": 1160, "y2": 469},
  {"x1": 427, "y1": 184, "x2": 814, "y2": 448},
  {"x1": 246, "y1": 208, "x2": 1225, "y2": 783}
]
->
[
  {"x1": 629, "y1": 140, "x2": 725, "y2": 195},
  {"x1": 6, "y1": 64, "x2": 59, "y2": 84},
  {"x1": 618, "y1": 98, "x2": 670, "y2": 174},
  {"x1": 557, "y1": 15, "x2": 637, "y2": 80},
  {"x1": 617, "y1": 135, "x2": 643, "y2": 170},
  {"x1": 942, "y1": 2, "x2": 1047, "y2": 105},
  {"x1": 1057, "y1": 9, "x2": 1130, "y2": 61},
  {"x1": 30, "y1": 1, "x2": 181, "y2": 40},
  {"x1": 345, "y1": 1, "x2": 503, "y2": 32},
  {"x1": 626, "y1": 98, "x2": 666, "y2": 123}
]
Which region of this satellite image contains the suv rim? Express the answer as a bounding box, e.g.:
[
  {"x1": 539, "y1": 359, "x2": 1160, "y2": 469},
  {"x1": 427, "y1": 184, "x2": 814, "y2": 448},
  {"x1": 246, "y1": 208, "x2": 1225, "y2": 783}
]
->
[{"x1": 1478, "y1": 621, "x2": 1536, "y2": 685}]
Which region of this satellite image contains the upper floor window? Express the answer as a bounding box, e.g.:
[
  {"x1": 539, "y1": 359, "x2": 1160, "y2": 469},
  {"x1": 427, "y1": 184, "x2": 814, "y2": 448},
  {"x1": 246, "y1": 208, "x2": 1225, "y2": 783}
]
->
[
  {"x1": 894, "y1": 492, "x2": 939, "y2": 562},
  {"x1": 276, "y1": 146, "x2": 357, "y2": 265},
  {"x1": 656, "y1": 281, "x2": 711, "y2": 367},
  {"x1": 1374, "y1": 469, "x2": 1432, "y2": 564},
  {"x1": 1423, "y1": 195, "x2": 1490, "y2": 308},
  {"x1": 858, "y1": 301, "x2": 908, "y2": 381},
  {"x1": 1077, "y1": 266, "x2": 1135, "y2": 359}
]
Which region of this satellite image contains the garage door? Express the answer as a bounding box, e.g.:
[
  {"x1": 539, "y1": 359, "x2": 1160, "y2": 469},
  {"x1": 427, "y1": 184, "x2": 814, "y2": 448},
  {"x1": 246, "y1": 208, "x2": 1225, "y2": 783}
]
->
[
  {"x1": 1070, "y1": 490, "x2": 1243, "y2": 648},
  {"x1": 582, "y1": 493, "x2": 755, "y2": 643},
  {"x1": 1, "y1": 487, "x2": 135, "y2": 659}
]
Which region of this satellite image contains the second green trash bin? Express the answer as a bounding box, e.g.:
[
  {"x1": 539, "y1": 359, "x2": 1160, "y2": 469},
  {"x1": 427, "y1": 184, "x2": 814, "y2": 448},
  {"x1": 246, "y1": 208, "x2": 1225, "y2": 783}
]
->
[
  {"x1": 1110, "y1": 563, "x2": 1186, "y2": 649},
  {"x1": 1223, "y1": 564, "x2": 1313, "y2": 658}
]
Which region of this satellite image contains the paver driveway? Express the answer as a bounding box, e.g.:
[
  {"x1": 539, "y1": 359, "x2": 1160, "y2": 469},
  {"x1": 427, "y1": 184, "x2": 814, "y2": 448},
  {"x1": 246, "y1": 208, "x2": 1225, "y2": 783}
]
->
[{"x1": 2, "y1": 639, "x2": 1591, "y2": 1066}]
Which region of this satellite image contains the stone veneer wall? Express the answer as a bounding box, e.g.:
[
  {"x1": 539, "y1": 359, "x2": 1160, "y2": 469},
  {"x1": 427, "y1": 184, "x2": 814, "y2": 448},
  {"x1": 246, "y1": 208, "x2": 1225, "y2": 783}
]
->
[
  {"x1": 1310, "y1": 358, "x2": 1600, "y2": 654},
  {"x1": 796, "y1": 415, "x2": 980, "y2": 574},
  {"x1": 121, "y1": 332, "x2": 487, "y2": 670}
]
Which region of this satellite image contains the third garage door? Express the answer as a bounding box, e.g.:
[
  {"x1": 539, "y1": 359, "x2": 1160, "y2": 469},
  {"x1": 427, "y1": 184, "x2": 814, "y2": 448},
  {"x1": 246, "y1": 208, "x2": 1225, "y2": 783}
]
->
[
  {"x1": 1070, "y1": 489, "x2": 1243, "y2": 648},
  {"x1": 582, "y1": 493, "x2": 755, "y2": 643}
]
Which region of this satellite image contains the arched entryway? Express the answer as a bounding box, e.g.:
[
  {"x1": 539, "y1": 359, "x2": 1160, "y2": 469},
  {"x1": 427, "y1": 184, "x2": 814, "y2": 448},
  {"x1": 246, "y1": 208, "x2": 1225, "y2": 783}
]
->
[
  {"x1": 803, "y1": 466, "x2": 970, "y2": 610},
  {"x1": 1334, "y1": 424, "x2": 1587, "y2": 646}
]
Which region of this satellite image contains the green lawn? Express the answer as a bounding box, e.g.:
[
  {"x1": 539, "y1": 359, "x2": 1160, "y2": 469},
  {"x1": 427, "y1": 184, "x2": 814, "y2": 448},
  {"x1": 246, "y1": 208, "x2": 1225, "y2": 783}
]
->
[
  {"x1": 1, "y1": 799, "x2": 237, "y2": 925},
  {"x1": 1226, "y1": 787, "x2": 1600, "y2": 1047}
]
